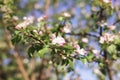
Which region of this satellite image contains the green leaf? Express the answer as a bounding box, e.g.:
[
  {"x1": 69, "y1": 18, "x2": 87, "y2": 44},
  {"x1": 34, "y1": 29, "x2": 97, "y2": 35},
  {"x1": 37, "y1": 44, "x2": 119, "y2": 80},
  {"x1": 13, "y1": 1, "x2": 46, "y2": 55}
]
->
[
  {"x1": 87, "y1": 53, "x2": 94, "y2": 62},
  {"x1": 58, "y1": 16, "x2": 64, "y2": 21},
  {"x1": 28, "y1": 44, "x2": 43, "y2": 57},
  {"x1": 11, "y1": 34, "x2": 22, "y2": 45},
  {"x1": 107, "y1": 44, "x2": 117, "y2": 54},
  {"x1": 112, "y1": 54, "x2": 118, "y2": 60},
  {"x1": 99, "y1": 62, "x2": 104, "y2": 67},
  {"x1": 81, "y1": 58, "x2": 87, "y2": 63},
  {"x1": 38, "y1": 47, "x2": 49, "y2": 57},
  {"x1": 28, "y1": 46, "x2": 36, "y2": 57},
  {"x1": 114, "y1": 36, "x2": 120, "y2": 44}
]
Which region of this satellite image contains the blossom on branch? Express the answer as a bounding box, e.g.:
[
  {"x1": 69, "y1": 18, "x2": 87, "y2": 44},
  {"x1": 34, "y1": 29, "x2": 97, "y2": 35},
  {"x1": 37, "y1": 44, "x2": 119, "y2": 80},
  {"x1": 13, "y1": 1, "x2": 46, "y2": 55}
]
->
[
  {"x1": 51, "y1": 34, "x2": 66, "y2": 46},
  {"x1": 62, "y1": 12, "x2": 71, "y2": 18},
  {"x1": 99, "y1": 33, "x2": 115, "y2": 44},
  {"x1": 62, "y1": 22, "x2": 72, "y2": 33},
  {"x1": 82, "y1": 38, "x2": 88, "y2": 43},
  {"x1": 109, "y1": 25, "x2": 116, "y2": 30},
  {"x1": 74, "y1": 44, "x2": 87, "y2": 55},
  {"x1": 15, "y1": 16, "x2": 35, "y2": 30}
]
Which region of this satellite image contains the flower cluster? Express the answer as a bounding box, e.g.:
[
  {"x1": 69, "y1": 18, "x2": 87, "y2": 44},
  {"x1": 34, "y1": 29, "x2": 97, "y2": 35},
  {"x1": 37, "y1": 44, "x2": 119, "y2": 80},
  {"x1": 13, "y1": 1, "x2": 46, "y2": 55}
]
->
[
  {"x1": 99, "y1": 21, "x2": 116, "y2": 30},
  {"x1": 74, "y1": 44, "x2": 87, "y2": 55},
  {"x1": 62, "y1": 22, "x2": 72, "y2": 33},
  {"x1": 51, "y1": 34, "x2": 66, "y2": 46},
  {"x1": 33, "y1": 30, "x2": 43, "y2": 35},
  {"x1": 99, "y1": 33, "x2": 115, "y2": 44},
  {"x1": 15, "y1": 16, "x2": 35, "y2": 30}
]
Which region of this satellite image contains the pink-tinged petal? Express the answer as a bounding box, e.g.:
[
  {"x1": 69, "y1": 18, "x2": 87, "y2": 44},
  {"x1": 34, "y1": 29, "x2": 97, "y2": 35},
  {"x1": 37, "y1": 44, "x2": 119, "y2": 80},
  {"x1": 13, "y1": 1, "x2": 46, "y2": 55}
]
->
[
  {"x1": 109, "y1": 25, "x2": 116, "y2": 30},
  {"x1": 99, "y1": 37, "x2": 105, "y2": 44},
  {"x1": 82, "y1": 38, "x2": 88, "y2": 43},
  {"x1": 51, "y1": 35, "x2": 66, "y2": 46},
  {"x1": 15, "y1": 25, "x2": 21, "y2": 30}
]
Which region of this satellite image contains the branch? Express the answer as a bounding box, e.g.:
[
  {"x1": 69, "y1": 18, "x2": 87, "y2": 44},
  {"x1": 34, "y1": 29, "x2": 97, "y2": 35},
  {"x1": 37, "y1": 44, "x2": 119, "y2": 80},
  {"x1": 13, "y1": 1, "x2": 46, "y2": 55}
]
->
[
  {"x1": 65, "y1": 32, "x2": 99, "y2": 38},
  {"x1": 104, "y1": 50, "x2": 113, "y2": 80},
  {"x1": 113, "y1": 19, "x2": 120, "y2": 25},
  {"x1": 4, "y1": 29, "x2": 30, "y2": 80}
]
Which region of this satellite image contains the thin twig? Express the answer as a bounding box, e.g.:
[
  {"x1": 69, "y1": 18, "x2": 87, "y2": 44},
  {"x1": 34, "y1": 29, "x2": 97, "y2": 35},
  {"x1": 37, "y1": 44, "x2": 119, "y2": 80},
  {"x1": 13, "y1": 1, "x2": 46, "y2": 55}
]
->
[{"x1": 65, "y1": 32, "x2": 99, "y2": 38}]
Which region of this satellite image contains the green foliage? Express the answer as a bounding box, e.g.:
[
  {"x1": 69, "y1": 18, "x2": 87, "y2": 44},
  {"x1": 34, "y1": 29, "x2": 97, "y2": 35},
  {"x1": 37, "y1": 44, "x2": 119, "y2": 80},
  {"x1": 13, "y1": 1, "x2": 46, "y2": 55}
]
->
[
  {"x1": 12, "y1": 34, "x2": 22, "y2": 45},
  {"x1": 38, "y1": 47, "x2": 49, "y2": 57},
  {"x1": 1, "y1": 0, "x2": 120, "y2": 80},
  {"x1": 28, "y1": 44, "x2": 43, "y2": 57},
  {"x1": 107, "y1": 44, "x2": 117, "y2": 54}
]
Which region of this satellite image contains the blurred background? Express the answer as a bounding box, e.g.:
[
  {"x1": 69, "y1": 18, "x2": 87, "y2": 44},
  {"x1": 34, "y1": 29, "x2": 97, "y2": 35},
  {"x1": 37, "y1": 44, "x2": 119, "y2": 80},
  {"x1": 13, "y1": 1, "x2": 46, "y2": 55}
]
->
[{"x1": 1, "y1": 0, "x2": 120, "y2": 80}]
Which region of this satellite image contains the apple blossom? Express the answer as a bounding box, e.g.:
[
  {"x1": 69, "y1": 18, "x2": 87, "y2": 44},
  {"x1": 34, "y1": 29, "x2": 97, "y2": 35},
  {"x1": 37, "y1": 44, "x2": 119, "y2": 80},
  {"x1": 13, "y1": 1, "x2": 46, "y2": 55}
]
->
[
  {"x1": 37, "y1": 16, "x2": 47, "y2": 22},
  {"x1": 62, "y1": 12, "x2": 71, "y2": 18},
  {"x1": 99, "y1": 33, "x2": 115, "y2": 44},
  {"x1": 99, "y1": 37, "x2": 105, "y2": 44},
  {"x1": 99, "y1": 21, "x2": 107, "y2": 27},
  {"x1": 103, "y1": 0, "x2": 111, "y2": 3},
  {"x1": 82, "y1": 38, "x2": 88, "y2": 43},
  {"x1": 15, "y1": 16, "x2": 35, "y2": 30},
  {"x1": 74, "y1": 44, "x2": 86, "y2": 55},
  {"x1": 109, "y1": 25, "x2": 116, "y2": 30},
  {"x1": 51, "y1": 35, "x2": 66, "y2": 46},
  {"x1": 92, "y1": 49, "x2": 100, "y2": 55},
  {"x1": 63, "y1": 22, "x2": 72, "y2": 33},
  {"x1": 33, "y1": 30, "x2": 43, "y2": 35}
]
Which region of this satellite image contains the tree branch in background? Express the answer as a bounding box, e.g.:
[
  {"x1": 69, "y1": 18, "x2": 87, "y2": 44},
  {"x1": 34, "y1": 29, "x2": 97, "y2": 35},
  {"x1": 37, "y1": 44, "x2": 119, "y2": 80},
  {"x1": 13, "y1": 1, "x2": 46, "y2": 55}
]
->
[
  {"x1": 4, "y1": 29, "x2": 30, "y2": 80},
  {"x1": 104, "y1": 50, "x2": 113, "y2": 80},
  {"x1": 99, "y1": 26, "x2": 113, "y2": 80},
  {"x1": 65, "y1": 32, "x2": 99, "y2": 38}
]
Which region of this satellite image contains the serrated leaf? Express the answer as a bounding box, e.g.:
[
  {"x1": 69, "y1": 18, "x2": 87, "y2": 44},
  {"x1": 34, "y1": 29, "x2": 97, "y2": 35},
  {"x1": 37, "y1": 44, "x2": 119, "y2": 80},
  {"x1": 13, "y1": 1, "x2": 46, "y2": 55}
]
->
[
  {"x1": 38, "y1": 47, "x2": 49, "y2": 57},
  {"x1": 107, "y1": 44, "x2": 116, "y2": 54},
  {"x1": 28, "y1": 46, "x2": 36, "y2": 57},
  {"x1": 114, "y1": 36, "x2": 120, "y2": 44},
  {"x1": 11, "y1": 34, "x2": 22, "y2": 45}
]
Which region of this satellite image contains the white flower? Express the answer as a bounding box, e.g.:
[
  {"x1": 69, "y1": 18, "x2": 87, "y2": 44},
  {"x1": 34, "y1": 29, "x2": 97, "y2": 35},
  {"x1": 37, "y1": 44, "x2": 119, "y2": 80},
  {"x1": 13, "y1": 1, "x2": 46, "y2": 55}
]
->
[
  {"x1": 37, "y1": 16, "x2": 46, "y2": 22},
  {"x1": 109, "y1": 25, "x2": 116, "y2": 30},
  {"x1": 99, "y1": 33, "x2": 115, "y2": 44},
  {"x1": 74, "y1": 44, "x2": 86, "y2": 55},
  {"x1": 62, "y1": 12, "x2": 71, "y2": 17},
  {"x1": 99, "y1": 37, "x2": 105, "y2": 44},
  {"x1": 63, "y1": 22, "x2": 72, "y2": 33},
  {"x1": 82, "y1": 38, "x2": 88, "y2": 43},
  {"x1": 103, "y1": 0, "x2": 111, "y2": 3},
  {"x1": 15, "y1": 22, "x2": 28, "y2": 30},
  {"x1": 33, "y1": 30, "x2": 38, "y2": 33},
  {"x1": 100, "y1": 22, "x2": 107, "y2": 27},
  {"x1": 52, "y1": 35, "x2": 66, "y2": 46},
  {"x1": 15, "y1": 16, "x2": 35, "y2": 30},
  {"x1": 33, "y1": 30, "x2": 43, "y2": 35},
  {"x1": 92, "y1": 49, "x2": 100, "y2": 55},
  {"x1": 12, "y1": 16, "x2": 19, "y2": 20}
]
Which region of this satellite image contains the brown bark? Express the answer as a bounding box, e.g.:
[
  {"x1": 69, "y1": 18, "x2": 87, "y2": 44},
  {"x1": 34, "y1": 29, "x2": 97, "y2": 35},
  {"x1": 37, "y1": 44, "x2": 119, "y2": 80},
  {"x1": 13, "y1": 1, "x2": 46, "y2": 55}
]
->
[
  {"x1": 104, "y1": 50, "x2": 113, "y2": 80},
  {"x1": 4, "y1": 29, "x2": 30, "y2": 80}
]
